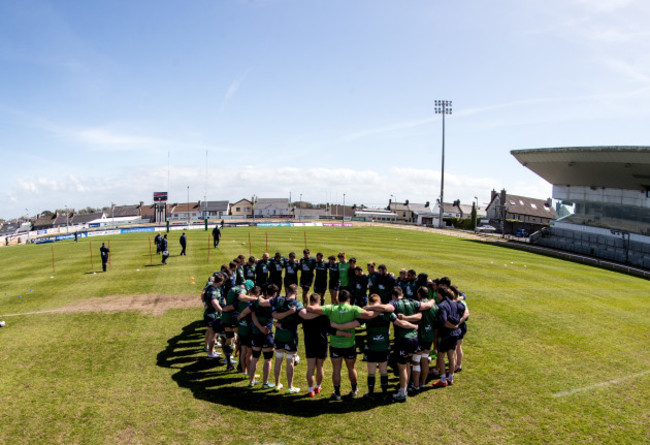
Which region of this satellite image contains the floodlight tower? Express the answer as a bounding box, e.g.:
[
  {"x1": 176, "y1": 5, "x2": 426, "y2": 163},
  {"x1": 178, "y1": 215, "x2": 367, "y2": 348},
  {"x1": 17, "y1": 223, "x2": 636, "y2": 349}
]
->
[{"x1": 435, "y1": 100, "x2": 452, "y2": 228}]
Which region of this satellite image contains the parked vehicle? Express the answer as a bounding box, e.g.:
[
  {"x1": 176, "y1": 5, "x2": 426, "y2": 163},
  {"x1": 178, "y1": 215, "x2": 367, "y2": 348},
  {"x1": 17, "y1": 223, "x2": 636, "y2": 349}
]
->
[{"x1": 476, "y1": 224, "x2": 497, "y2": 233}]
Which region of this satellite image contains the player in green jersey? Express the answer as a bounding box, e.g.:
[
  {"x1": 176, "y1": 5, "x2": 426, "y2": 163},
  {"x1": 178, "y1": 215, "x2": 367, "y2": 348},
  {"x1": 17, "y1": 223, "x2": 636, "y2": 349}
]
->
[
  {"x1": 415, "y1": 285, "x2": 439, "y2": 390},
  {"x1": 237, "y1": 285, "x2": 261, "y2": 379},
  {"x1": 202, "y1": 274, "x2": 225, "y2": 358},
  {"x1": 366, "y1": 287, "x2": 436, "y2": 401},
  {"x1": 239, "y1": 284, "x2": 279, "y2": 388},
  {"x1": 221, "y1": 280, "x2": 256, "y2": 371},
  {"x1": 263, "y1": 284, "x2": 303, "y2": 393},
  {"x1": 331, "y1": 293, "x2": 418, "y2": 401},
  {"x1": 337, "y1": 252, "x2": 351, "y2": 293},
  {"x1": 307, "y1": 289, "x2": 375, "y2": 400}
]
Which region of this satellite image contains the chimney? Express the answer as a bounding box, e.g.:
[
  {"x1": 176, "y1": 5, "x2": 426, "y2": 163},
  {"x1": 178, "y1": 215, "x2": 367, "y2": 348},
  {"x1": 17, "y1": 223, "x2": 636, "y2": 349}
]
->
[
  {"x1": 491, "y1": 189, "x2": 498, "y2": 202},
  {"x1": 425, "y1": 201, "x2": 429, "y2": 208}
]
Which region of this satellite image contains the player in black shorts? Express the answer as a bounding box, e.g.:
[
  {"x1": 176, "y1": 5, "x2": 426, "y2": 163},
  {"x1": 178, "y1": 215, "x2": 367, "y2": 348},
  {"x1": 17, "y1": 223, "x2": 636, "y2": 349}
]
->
[
  {"x1": 298, "y1": 293, "x2": 347, "y2": 397},
  {"x1": 283, "y1": 252, "x2": 299, "y2": 291},
  {"x1": 327, "y1": 255, "x2": 340, "y2": 304},
  {"x1": 299, "y1": 249, "x2": 316, "y2": 305},
  {"x1": 313, "y1": 253, "x2": 328, "y2": 303}
]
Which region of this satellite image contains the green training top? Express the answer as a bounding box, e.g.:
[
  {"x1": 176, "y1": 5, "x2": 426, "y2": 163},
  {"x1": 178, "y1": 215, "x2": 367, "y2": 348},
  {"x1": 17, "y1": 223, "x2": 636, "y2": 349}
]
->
[
  {"x1": 221, "y1": 287, "x2": 244, "y2": 324},
  {"x1": 321, "y1": 303, "x2": 363, "y2": 348}
]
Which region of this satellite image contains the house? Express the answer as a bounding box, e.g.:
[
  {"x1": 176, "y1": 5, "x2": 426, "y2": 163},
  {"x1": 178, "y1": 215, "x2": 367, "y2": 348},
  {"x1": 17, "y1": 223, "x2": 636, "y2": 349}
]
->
[
  {"x1": 254, "y1": 198, "x2": 290, "y2": 217},
  {"x1": 169, "y1": 202, "x2": 201, "y2": 220},
  {"x1": 486, "y1": 189, "x2": 553, "y2": 224},
  {"x1": 388, "y1": 201, "x2": 413, "y2": 223},
  {"x1": 71, "y1": 212, "x2": 105, "y2": 226},
  {"x1": 354, "y1": 208, "x2": 396, "y2": 222},
  {"x1": 230, "y1": 199, "x2": 253, "y2": 218},
  {"x1": 33, "y1": 213, "x2": 57, "y2": 231},
  {"x1": 200, "y1": 201, "x2": 230, "y2": 219}
]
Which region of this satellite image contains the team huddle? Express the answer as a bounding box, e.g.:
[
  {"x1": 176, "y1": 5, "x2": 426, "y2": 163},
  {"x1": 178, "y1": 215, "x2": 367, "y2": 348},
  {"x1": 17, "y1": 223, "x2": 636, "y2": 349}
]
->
[{"x1": 200, "y1": 249, "x2": 469, "y2": 402}]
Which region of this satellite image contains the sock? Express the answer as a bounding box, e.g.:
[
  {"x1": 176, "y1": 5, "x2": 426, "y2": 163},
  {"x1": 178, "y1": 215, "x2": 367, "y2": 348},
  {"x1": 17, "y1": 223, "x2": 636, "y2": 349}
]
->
[
  {"x1": 334, "y1": 385, "x2": 341, "y2": 396},
  {"x1": 440, "y1": 373, "x2": 446, "y2": 383},
  {"x1": 351, "y1": 383, "x2": 358, "y2": 392},
  {"x1": 308, "y1": 386, "x2": 313, "y2": 393},
  {"x1": 367, "y1": 375, "x2": 376, "y2": 393},
  {"x1": 315, "y1": 385, "x2": 321, "y2": 390},
  {"x1": 448, "y1": 372, "x2": 454, "y2": 381},
  {"x1": 380, "y1": 374, "x2": 389, "y2": 393}
]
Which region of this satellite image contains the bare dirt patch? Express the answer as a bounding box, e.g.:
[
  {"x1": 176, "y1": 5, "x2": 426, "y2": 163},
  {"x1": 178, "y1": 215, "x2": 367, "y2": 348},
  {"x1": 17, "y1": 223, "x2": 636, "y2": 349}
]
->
[{"x1": 58, "y1": 293, "x2": 200, "y2": 316}]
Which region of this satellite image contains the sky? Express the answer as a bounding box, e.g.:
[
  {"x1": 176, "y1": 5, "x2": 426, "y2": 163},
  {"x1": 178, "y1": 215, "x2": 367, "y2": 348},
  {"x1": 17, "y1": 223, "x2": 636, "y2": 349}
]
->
[{"x1": 1, "y1": 0, "x2": 649, "y2": 219}]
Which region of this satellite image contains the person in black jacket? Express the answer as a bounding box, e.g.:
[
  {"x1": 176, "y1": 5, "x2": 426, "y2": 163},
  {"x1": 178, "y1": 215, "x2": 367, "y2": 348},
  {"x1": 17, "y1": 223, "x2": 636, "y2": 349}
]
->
[
  {"x1": 100, "y1": 242, "x2": 110, "y2": 272},
  {"x1": 179, "y1": 232, "x2": 187, "y2": 256},
  {"x1": 154, "y1": 233, "x2": 162, "y2": 254},
  {"x1": 212, "y1": 225, "x2": 221, "y2": 248},
  {"x1": 161, "y1": 234, "x2": 169, "y2": 265}
]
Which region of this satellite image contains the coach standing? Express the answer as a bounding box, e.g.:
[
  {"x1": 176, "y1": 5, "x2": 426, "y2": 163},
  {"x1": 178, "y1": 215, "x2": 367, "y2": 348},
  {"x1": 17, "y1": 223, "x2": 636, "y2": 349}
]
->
[
  {"x1": 161, "y1": 234, "x2": 169, "y2": 265},
  {"x1": 100, "y1": 242, "x2": 110, "y2": 272},
  {"x1": 212, "y1": 224, "x2": 221, "y2": 248},
  {"x1": 179, "y1": 232, "x2": 187, "y2": 256}
]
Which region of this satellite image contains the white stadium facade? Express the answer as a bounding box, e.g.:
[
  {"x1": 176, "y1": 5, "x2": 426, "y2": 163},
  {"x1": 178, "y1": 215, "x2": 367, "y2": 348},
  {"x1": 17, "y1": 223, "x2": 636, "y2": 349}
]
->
[{"x1": 511, "y1": 146, "x2": 650, "y2": 269}]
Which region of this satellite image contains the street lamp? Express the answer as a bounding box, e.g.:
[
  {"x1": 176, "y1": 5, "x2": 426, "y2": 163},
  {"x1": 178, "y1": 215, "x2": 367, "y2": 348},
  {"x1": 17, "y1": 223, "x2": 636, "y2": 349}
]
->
[
  {"x1": 252, "y1": 195, "x2": 257, "y2": 222},
  {"x1": 343, "y1": 193, "x2": 346, "y2": 221},
  {"x1": 474, "y1": 196, "x2": 479, "y2": 230},
  {"x1": 435, "y1": 100, "x2": 452, "y2": 228}
]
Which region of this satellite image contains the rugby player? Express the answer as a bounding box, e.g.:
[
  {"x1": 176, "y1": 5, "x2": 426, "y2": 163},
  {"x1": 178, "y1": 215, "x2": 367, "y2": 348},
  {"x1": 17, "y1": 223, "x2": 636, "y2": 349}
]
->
[
  {"x1": 237, "y1": 285, "x2": 261, "y2": 379},
  {"x1": 308, "y1": 289, "x2": 374, "y2": 400},
  {"x1": 255, "y1": 253, "x2": 270, "y2": 291},
  {"x1": 313, "y1": 253, "x2": 328, "y2": 304},
  {"x1": 269, "y1": 252, "x2": 286, "y2": 294},
  {"x1": 331, "y1": 293, "x2": 418, "y2": 401},
  {"x1": 431, "y1": 287, "x2": 465, "y2": 388},
  {"x1": 262, "y1": 284, "x2": 303, "y2": 393},
  {"x1": 221, "y1": 279, "x2": 256, "y2": 371},
  {"x1": 299, "y1": 249, "x2": 316, "y2": 305},
  {"x1": 202, "y1": 274, "x2": 225, "y2": 358},
  {"x1": 366, "y1": 287, "x2": 435, "y2": 401},
  {"x1": 283, "y1": 252, "x2": 299, "y2": 292},
  {"x1": 327, "y1": 255, "x2": 340, "y2": 304},
  {"x1": 240, "y1": 284, "x2": 279, "y2": 388}
]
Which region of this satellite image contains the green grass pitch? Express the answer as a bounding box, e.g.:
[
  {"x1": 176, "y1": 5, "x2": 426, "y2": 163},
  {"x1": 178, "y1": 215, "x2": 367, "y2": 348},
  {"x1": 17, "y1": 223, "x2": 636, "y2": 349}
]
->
[{"x1": 0, "y1": 226, "x2": 648, "y2": 444}]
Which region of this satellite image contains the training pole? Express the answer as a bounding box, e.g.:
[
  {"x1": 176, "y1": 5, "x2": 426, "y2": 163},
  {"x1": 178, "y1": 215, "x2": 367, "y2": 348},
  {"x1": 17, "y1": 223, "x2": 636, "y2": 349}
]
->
[
  {"x1": 248, "y1": 232, "x2": 252, "y2": 256},
  {"x1": 265, "y1": 232, "x2": 268, "y2": 251},
  {"x1": 304, "y1": 231, "x2": 307, "y2": 249},
  {"x1": 207, "y1": 233, "x2": 211, "y2": 262},
  {"x1": 89, "y1": 240, "x2": 94, "y2": 270},
  {"x1": 148, "y1": 238, "x2": 152, "y2": 265},
  {"x1": 108, "y1": 241, "x2": 111, "y2": 266},
  {"x1": 51, "y1": 245, "x2": 55, "y2": 273}
]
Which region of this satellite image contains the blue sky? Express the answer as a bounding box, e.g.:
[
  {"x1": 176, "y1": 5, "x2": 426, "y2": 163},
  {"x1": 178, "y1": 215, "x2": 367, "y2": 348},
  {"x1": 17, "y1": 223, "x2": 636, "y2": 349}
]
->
[{"x1": 1, "y1": 0, "x2": 649, "y2": 219}]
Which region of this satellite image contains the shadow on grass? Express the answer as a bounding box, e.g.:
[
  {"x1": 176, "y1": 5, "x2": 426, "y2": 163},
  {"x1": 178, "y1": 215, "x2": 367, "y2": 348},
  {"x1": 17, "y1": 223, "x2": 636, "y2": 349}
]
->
[{"x1": 157, "y1": 320, "x2": 396, "y2": 417}]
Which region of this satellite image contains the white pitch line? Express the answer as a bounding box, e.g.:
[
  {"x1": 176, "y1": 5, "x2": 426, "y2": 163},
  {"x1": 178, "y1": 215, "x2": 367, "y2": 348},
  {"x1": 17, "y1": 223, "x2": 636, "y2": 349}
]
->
[
  {"x1": 0, "y1": 309, "x2": 66, "y2": 317},
  {"x1": 553, "y1": 370, "x2": 650, "y2": 397}
]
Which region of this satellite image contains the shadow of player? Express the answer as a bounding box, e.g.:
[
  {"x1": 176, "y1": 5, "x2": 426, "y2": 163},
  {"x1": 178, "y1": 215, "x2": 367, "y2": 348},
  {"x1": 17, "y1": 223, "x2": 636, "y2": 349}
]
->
[{"x1": 156, "y1": 320, "x2": 398, "y2": 416}]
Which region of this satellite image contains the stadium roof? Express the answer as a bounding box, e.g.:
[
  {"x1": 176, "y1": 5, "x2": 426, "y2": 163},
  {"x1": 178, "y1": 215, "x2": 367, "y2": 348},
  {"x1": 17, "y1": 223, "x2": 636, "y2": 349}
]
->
[{"x1": 511, "y1": 146, "x2": 650, "y2": 190}]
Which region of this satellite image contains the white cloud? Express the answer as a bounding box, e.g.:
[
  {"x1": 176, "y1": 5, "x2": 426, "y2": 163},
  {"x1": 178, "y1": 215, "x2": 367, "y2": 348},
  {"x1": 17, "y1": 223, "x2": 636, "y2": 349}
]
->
[{"x1": 219, "y1": 70, "x2": 250, "y2": 113}]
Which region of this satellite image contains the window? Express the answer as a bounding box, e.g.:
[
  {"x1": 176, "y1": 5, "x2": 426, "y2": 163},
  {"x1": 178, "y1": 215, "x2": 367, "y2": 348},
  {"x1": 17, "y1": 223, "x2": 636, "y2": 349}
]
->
[
  {"x1": 509, "y1": 200, "x2": 516, "y2": 206},
  {"x1": 530, "y1": 203, "x2": 537, "y2": 209},
  {"x1": 236, "y1": 207, "x2": 241, "y2": 212}
]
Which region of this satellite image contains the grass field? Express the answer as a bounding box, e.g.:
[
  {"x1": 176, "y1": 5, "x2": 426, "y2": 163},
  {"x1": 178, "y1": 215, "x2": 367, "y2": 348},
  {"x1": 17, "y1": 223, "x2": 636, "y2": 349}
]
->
[{"x1": 0, "y1": 226, "x2": 648, "y2": 444}]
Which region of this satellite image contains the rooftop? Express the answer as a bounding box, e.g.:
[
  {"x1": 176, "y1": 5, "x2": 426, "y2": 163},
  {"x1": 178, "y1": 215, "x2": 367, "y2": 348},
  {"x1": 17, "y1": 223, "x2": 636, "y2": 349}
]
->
[{"x1": 511, "y1": 146, "x2": 650, "y2": 190}]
